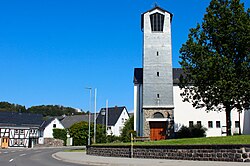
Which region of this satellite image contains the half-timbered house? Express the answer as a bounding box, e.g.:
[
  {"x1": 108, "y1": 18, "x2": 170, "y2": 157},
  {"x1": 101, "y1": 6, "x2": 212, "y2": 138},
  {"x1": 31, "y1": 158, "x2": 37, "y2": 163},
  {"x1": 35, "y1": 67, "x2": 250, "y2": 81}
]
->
[{"x1": 0, "y1": 112, "x2": 43, "y2": 148}]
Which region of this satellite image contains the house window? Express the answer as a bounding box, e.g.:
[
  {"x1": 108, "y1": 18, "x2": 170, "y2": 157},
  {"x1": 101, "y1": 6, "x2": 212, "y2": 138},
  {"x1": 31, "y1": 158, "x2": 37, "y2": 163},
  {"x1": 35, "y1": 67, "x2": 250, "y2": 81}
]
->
[
  {"x1": 53, "y1": 124, "x2": 56, "y2": 128},
  {"x1": 20, "y1": 130, "x2": 24, "y2": 134},
  {"x1": 189, "y1": 121, "x2": 193, "y2": 127},
  {"x1": 122, "y1": 118, "x2": 124, "y2": 123},
  {"x1": 14, "y1": 129, "x2": 19, "y2": 134},
  {"x1": 150, "y1": 12, "x2": 164, "y2": 32},
  {"x1": 208, "y1": 121, "x2": 213, "y2": 128},
  {"x1": 216, "y1": 121, "x2": 221, "y2": 128},
  {"x1": 197, "y1": 121, "x2": 201, "y2": 127},
  {"x1": 235, "y1": 121, "x2": 240, "y2": 128}
]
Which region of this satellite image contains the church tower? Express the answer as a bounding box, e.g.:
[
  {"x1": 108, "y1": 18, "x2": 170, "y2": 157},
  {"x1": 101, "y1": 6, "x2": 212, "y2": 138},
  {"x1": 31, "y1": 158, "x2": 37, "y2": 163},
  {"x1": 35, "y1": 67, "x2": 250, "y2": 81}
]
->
[{"x1": 134, "y1": 6, "x2": 174, "y2": 140}]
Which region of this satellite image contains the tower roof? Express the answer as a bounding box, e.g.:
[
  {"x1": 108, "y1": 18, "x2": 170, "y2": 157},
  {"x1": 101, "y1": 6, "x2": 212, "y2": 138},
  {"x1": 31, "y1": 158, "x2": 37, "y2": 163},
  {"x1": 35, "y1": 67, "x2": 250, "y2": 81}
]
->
[{"x1": 141, "y1": 6, "x2": 173, "y2": 30}]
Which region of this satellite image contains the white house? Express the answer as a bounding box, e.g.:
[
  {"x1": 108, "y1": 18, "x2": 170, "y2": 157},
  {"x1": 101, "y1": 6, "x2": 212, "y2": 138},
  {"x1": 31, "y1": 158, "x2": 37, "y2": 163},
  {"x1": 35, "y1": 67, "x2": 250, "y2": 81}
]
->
[
  {"x1": 133, "y1": 6, "x2": 250, "y2": 140},
  {"x1": 96, "y1": 106, "x2": 129, "y2": 136},
  {"x1": 40, "y1": 117, "x2": 64, "y2": 139}
]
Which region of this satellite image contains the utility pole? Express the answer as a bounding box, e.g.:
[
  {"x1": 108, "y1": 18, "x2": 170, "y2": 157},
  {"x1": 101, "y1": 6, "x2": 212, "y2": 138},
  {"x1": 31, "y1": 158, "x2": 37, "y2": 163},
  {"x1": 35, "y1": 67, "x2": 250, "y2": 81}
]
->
[
  {"x1": 106, "y1": 100, "x2": 108, "y2": 136},
  {"x1": 85, "y1": 87, "x2": 92, "y2": 146},
  {"x1": 94, "y1": 88, "x2": 97, "y2": 144}
]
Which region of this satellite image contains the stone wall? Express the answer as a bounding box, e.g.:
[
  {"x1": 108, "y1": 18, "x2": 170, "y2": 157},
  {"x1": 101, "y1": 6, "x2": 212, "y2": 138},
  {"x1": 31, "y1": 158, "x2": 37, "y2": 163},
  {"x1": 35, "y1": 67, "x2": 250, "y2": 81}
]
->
[
  {"x1": 143, "y1": 108, "x2": 174, "y2": 137},
  {"x1": 87, "y1": 144, "x2": 250, "y2": 162},
  {"x1": 35, "y1": 138, "x2": 64, "y2": 147}
]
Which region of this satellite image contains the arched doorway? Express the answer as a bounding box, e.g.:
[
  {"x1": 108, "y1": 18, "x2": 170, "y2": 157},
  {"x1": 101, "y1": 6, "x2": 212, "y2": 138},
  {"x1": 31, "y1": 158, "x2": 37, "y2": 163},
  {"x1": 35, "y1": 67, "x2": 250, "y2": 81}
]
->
[{"x1": 148, "y1": 112, "x2": 168, "y2": 141}]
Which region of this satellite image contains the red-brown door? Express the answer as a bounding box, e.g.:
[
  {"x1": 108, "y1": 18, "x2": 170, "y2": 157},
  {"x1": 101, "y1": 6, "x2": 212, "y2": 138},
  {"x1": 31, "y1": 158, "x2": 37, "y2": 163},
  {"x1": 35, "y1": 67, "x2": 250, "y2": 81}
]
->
[{"x1": 149, "y1": 122, "x2": 166, "y2": 141}]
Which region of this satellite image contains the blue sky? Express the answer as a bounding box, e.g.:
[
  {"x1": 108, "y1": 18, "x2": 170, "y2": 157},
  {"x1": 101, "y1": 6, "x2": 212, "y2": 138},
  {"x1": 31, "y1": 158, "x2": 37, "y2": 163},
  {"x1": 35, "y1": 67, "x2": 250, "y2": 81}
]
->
[{"x1": 0, "y1": 0, "x2": 249, "y2": 113}]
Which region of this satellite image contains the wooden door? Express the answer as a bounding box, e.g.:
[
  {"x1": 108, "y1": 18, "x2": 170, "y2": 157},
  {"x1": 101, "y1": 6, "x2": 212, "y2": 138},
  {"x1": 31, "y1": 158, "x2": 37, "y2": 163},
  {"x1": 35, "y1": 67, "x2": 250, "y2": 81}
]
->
[
  {"x1": 1, "y1": 137, "x2": 9, "y2": 148},
  {"x1": 149, "y1": 122, "x2": 166, "y2": 141}
]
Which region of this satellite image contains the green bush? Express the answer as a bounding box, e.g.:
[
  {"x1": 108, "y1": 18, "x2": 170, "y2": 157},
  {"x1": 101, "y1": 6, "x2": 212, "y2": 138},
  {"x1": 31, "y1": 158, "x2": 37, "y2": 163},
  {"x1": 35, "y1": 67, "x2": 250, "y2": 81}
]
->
[
  {"x1": 53, "y1": 128, "x2": 67, "y2": 145},
  {"x1": 177, "y1": 124, "x2": 207, "y2": 138},
  {"x1": 69, "y1": 121, "x2": 107, "y2": 146}
]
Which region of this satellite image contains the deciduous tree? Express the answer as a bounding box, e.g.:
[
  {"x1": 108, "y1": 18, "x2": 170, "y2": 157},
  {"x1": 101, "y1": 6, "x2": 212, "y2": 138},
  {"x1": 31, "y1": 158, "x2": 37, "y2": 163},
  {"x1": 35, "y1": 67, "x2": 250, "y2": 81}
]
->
[{"x1": 179, "y1": 0, "x2": 249, "y2": 136}]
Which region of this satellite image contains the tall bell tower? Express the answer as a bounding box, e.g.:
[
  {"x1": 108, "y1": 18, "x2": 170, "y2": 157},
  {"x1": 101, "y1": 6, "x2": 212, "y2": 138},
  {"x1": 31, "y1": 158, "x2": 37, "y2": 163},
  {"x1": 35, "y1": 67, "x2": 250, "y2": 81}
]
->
[{"x1": 134, "y1": 6, "x2": 174, "y2": 140}]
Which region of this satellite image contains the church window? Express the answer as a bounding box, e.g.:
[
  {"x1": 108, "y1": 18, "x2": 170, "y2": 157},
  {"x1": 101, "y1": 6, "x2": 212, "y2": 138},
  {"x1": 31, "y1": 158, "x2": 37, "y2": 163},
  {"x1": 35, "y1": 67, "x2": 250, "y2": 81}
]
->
[
  {"x1": 216, "y1": 121, "x2": 221, "y2": 128},
  {"x1": 189, "y1": 121, "x2": 193, "y2": 127},
  {"x1": 208, "y1": 121, "x2": 213, "y2": 128},
  {"x1": 197, "y1": 121, "x2": 201, "y2": 127},
  {"x1": 153, "y1": 112, "x2": 164, "y2": 118},
  {"x1": 157, "y1": 51, "x2": 159, "y2": 56},
  {"x1": 157, "y1": 94, "x2": 160, "y2": 98},
  {"x1": 150, "y1": 12, "x2": 164, "y2": 32},
  {"x1": 157, "y1": 72, "x2": 159, "y2": 77}
]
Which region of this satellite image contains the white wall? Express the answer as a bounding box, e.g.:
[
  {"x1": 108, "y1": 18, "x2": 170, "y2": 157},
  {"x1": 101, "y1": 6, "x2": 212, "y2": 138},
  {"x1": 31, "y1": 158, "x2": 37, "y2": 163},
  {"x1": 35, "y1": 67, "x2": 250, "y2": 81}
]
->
[
  {"x1": 173, "y1": 86, "x2": 246, "y2": 136},
  {"x1": 43, "y1": 118, "x2": 64, "y2": 138},
  {"x1": 134, "y1": 84, "x2": 143, "y2": 136}
]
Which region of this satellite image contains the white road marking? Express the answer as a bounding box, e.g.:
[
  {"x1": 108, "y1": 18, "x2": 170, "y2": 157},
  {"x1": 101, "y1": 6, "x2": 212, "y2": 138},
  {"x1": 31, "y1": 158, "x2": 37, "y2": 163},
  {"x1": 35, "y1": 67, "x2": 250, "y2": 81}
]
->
[
  {"x1": 19, "y1": 153, "x2": 26, "y2": 156},
  {"x1": 11, "y1": 151, "x2": 16, "y2": 153},
  {"x1": 9, "y1": 159, "x2": 14, "y2": 163},
  {"x1": 3, "y1": 151, "x2": 8, "y2": 154}
]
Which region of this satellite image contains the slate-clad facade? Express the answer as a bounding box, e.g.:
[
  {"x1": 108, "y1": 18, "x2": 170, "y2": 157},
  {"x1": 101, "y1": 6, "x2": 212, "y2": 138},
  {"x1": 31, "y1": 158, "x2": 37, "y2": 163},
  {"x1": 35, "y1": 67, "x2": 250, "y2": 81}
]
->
[{"x1": 134, "y1": 6, "x2": 175, "y2": 139}]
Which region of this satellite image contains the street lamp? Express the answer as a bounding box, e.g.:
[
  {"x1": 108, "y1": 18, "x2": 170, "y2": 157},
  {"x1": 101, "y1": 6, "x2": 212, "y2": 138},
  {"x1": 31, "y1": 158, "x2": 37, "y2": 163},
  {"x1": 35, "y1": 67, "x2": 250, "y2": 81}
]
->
[
  {"x1": 94, "y1": 88, "x2": 97, "y2": 144},
  {"x1": 85, "y1": 87, "x2": 92, "y2": 146}
]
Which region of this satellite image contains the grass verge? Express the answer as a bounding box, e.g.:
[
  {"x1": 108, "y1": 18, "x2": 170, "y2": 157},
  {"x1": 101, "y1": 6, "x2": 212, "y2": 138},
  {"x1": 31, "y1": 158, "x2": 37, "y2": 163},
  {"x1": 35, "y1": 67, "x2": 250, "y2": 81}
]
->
[
  {"x1": 94, "y1": 135, "x2": 250, "y2": 146},
  {"x1": 64, "y1": 149, "x2": 86, "y2": 152}
]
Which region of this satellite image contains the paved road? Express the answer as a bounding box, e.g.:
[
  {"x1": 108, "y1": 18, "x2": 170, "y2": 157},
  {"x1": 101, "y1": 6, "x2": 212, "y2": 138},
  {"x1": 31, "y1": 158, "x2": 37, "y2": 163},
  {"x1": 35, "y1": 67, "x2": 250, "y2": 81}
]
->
[{"x1": 0, "y1": 147, "x2": 85, "y2": 166}]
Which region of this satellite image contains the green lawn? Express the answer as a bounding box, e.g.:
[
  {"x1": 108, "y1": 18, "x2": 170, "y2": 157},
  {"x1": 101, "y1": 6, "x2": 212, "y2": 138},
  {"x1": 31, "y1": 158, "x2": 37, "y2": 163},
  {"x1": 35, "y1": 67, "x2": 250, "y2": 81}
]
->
[
  {"x1": 64, "y1": 149, "x2": 85, "y2": 152},
  {"x1": 96, "y1": 135, "x2": 250, "y2": 146}
]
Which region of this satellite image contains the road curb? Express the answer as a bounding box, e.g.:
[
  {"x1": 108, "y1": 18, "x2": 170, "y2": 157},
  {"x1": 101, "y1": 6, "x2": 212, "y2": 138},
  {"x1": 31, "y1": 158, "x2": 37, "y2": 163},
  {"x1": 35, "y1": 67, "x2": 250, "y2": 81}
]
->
[{"x1": 52, "y1": 152, "x2": 109, "y2": 166}]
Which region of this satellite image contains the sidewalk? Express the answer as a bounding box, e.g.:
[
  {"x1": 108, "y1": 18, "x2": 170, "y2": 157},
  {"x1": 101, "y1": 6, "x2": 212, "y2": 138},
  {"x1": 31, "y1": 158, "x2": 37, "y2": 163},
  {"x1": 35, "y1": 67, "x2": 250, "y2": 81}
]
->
[{"x1": 53, "y1": 151, "x2": 249, "y2": 166}]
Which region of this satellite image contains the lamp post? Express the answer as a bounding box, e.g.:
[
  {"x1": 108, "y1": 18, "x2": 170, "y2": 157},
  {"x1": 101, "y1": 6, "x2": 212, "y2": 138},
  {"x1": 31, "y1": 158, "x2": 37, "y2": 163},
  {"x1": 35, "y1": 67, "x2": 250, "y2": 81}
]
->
[
  {"x1": 94, "y1": 88, "x2": 97, "y2": 144},
  {"x1": 85, "y1": 87, "x2": 92, "y2": 146}
]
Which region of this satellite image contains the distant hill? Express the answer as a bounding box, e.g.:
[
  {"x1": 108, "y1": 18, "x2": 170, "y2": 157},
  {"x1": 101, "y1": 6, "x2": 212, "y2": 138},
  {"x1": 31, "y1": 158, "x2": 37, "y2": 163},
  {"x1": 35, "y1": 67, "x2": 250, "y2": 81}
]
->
[{"x1": 0, "y1": 101, "x2": 85, "y2": 117}]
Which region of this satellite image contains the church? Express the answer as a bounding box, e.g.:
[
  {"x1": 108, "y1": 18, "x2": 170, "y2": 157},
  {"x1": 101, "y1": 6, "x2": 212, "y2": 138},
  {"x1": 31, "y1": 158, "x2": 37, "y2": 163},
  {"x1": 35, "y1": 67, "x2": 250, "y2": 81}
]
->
[{"x1": 133, "y1": 6, "x2": 250, "y2": 140}]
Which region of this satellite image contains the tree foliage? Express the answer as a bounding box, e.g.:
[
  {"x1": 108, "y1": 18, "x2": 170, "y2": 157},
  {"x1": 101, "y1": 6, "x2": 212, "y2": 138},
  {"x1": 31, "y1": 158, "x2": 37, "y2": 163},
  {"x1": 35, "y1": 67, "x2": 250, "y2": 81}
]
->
[
  {"x1": 0, "y1": 101, "x2": 84, "y2": 117},
  {"x1": 53, "y1": 128, "x2": 67, "y2": 145},
  {"x1": 0, "y1": 102, "x2": 26, "y2": 112},
  {"x1": 120, "y1": 116, "x2": 135, "y2": 142},
  {"x1": 69, "y1": 121, "x2": 106, "y2": 146},
  {"x1": 179, "y1": 0, "x2": 250, "y2": 136},
  {"x1": 27, "y1": 105, "x2": 82, "y2": 117},
  {"x1": 177, "y1": 125, "x2": 207, "y2": 138}
]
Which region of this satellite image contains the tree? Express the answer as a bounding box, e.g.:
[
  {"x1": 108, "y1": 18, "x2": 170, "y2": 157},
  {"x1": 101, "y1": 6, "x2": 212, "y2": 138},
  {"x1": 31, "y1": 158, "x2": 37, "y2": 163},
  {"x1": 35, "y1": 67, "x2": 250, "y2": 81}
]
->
[
  {"x1": 53, "y1": 128, "x2": 67, "y2": 145},
  {"x1": 179, "y1": 0, "x2": 249, "y2": 136},
  {"x1": 27, "y1": 105, "x2": 81, "y2": 117},
  {"x1": 69, "y1": 121, "x2": 106, "y2": 146},
  {"x1": 120, "y1": 116, "x2": 135, "y2": 142},
  {"x1": 0, "y1": 102, "x2": 26, "y2": 112}
]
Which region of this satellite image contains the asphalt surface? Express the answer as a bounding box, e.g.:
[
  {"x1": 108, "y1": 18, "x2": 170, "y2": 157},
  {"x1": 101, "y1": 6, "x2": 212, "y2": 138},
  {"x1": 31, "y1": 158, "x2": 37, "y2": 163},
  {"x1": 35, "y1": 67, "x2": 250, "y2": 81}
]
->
[{"x1": 0, "y1": 147, "x2": 85, "y2": 166}]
